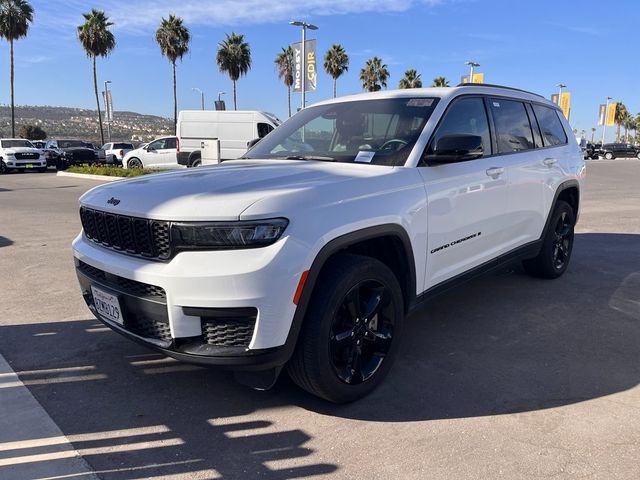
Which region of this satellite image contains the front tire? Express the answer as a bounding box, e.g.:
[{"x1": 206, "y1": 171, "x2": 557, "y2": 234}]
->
[
  {"x1": 523, "y1": 200, "x2": 575, "y2": 279},
  {"x1": 604, "y1": 152, "x2": 614, "y2": 160},
  {"x1": 287, "y1": 254, "x2": 404, "y2": 403},
  {"x1": 636, "y1": 152, "x2": 640, "y2": 160}
]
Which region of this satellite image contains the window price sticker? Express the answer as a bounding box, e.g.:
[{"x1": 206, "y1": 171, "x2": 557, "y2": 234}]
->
[{"x1": 355, "y1": 151, "x2": 375, "y2": 163}]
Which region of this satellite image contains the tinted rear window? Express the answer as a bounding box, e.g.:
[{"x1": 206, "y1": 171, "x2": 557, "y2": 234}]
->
[
  {"x1": 532, "y1": 105, "x2": 567, "y2": 146},
  {"x1": 490, "y1": 99, "x2": 534, "y2": 153},
  {"x1": 114, "y1": 143, "x2": 134, "y2": 149}
]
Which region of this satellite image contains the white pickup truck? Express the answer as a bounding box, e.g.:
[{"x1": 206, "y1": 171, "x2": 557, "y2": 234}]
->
[
  {"x1": 73, "y1": 84, "x2": 585, "y2": 402},
  {"x1": 0, "y1": 138, "x2": 47, "y2": 173}
]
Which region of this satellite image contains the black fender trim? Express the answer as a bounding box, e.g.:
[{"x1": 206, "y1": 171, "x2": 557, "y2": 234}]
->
[
  {"x1": 540, "y1": 179, "x2": 580, "y2": 239},
  {"x1": 276, "y1": 224, "x2": 417, "y2": 366}
]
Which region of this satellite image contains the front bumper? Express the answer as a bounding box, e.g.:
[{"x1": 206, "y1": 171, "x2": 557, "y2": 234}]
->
[
  {"x1": 73, "y1": 233, "x2": 307, "y2": 368},
  {"x1": 5, "y1": 159, "x2": 47, "y2": 169}
]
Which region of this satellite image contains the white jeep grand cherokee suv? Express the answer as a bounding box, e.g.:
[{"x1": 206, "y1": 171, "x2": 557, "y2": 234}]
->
[{"x1": 73, "y1": 84, "x2": 585, "y2": 403}]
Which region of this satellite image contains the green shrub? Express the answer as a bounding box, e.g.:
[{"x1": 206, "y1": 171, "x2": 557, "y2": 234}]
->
[{"x1": 66, "y1": 165, "x2": 160, "y2": 177}]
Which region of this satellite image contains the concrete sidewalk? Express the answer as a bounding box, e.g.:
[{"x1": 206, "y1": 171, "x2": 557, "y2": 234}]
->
[{"x1": 0, "y1": 354, "x2": 97, "y2": 480}]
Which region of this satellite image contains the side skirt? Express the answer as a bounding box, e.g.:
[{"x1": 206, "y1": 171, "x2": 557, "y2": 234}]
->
[{"x1": 409, "y1": 239, "x2": 542, "y2": 312}]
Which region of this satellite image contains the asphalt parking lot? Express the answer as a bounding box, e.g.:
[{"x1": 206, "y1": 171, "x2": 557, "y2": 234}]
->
[{"x1": 1, "y1": 161, "x2": 639, "y2": 480}]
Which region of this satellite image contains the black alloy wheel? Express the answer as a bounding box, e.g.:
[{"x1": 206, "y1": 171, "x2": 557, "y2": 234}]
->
[
  {"x1": 552, "y1": 210, "x2": 572, "y2": 271},
  {"x1": 329, "y1": 279, "x2": 395, "y2": 385},
  {"x1": 127, "y1": 157, "x2": 143, "y2": 169}
]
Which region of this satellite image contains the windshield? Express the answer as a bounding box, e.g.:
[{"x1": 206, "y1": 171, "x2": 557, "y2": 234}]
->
[
  {"x1": 58, "y1": 140, "x2": 86, "y2": 148},
  {"x1": 243, "y1": 97, "x2": 439, "y2": 166},
  {"x1": 1, "y1": 139, "x2": 34, "y2": 148}
]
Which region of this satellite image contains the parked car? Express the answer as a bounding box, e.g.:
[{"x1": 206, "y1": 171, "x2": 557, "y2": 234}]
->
[
  {"x1": 31, "y1": 140, "x2": 46, "y2": 149},
  {"x1": 46, "y1": 139, "x2": 99, "y2": 170},
  {"x1": 101, "y1": 142, "x2": 135, "y2": 165},
  {"x1": 585, "y1": 143, "x2": 599, "y2": 159},
  {"x1": 122, "y1": 136, "x2": 181, "y2": 169},
  {"x1": 73, "y1": 84, "x2": 584, "y2": 402},
  {"x1": 177, "y1": 110, "x2": 281, "y2": 167},
  {"x1": 0, "y1": 138, "x2": 47, "y2": 173},
  {"x1": 599, "y1": 143, "x2": 640, "y2": 160}
]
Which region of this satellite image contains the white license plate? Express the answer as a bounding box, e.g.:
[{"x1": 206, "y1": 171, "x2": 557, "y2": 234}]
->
[{"x1": 91, "y1": 286, "x2": 123, "y2": 325}]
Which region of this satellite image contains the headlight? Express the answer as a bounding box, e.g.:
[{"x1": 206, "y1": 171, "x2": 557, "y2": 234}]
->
[{"x1": 171, "y1": 218, "x2": 289, "y2": 250}]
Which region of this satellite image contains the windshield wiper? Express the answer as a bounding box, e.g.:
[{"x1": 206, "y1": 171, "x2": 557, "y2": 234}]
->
[{"x1": 276, "y1": 155, "x2": 336, "y2": 162}]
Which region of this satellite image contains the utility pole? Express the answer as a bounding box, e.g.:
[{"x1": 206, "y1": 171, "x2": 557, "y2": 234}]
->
[{"x1": 104, "y1": 80, "x2": 112, "y2": 143}]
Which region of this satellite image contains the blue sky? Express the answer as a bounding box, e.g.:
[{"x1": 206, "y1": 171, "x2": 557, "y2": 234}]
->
[{"x1": 1, "y1": 0, "x2": 638, "y2": 142}]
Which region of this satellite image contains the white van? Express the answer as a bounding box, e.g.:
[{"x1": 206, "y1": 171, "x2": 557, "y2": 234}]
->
[{"x1": 176, "y1": 110, "x2": 281, "y2": 167}]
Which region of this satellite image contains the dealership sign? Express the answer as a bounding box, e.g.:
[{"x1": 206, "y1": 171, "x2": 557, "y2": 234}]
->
[{"x1": 292, "y1": 39, "x2": 317, "y2": 93}]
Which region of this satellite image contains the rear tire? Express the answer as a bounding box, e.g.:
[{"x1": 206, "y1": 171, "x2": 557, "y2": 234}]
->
[
  {"x1": 636, "y1": 152, "x2": 640, "y2": 160},
  {"x1": 523, "y1": 200, "x2": 575, "y2": 279},
  {"x1": 191, "y1": 158, "x2": 202, "y2": 167},
  {"x1": 287, "y1": 254, "x2": 404, "y2": 403},
  {"x1": 127, "y1": 157, "x2": 143, "y2": 169}
]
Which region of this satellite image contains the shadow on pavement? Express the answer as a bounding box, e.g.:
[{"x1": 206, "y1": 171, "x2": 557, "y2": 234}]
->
[
  {"x1": 0, "y1": 236, "x2": 13, "y2": 248},
  {"x1": 0, "y1": 233, "x2": 638, "y2": 477}
]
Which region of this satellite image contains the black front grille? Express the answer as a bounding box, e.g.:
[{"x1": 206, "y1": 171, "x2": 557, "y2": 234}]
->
[
  {"x1": 80, "y1": 207, "x2": 171, "y2": 260},
  {"x1": 125, "y1": 312, "x2": 172, "y2": 342},
  {"x1": 77, "y1": 260, "x2": 166, "y2": 300},
  {"x1": 201, "y1": 315, "x2": 256, "y2": 348},
  {"x1": 15, "y1": 152, "x2": 39, "y2": 160}
]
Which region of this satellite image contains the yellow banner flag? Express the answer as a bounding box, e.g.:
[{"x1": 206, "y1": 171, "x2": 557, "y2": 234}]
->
[
  {"x1": 605, "y1": 102, "x2": 617, "y2": 127},
  {"x1": 471, "y1": 72, "x2": 484, "y2": 84},
  {"x1": 559, "y1": 92, "x2": 571, "y2": 119}
]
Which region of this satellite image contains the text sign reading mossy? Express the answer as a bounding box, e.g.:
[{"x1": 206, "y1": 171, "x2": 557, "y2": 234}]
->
[{"x1": 292, "y1": 39, "x2": 317, "y2": 93}]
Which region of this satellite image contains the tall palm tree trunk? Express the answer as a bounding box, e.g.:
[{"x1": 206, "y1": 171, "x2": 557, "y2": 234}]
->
[
  {"x1": 233, "y1": 80, "x2": 237, "y2": 110},
  {"x1": 172, "y1": 61, "x2": 177, "y2": 134},
  {"x1": 92, "y1": 56, "x2": 105, "y2": 145},
  {"x1": 287, "y1": 86, "x2": 291, "y2": 118},
  {"x1": 10, "y1": 39, "x2": 15, "y2": 137},
  {"x1": 333, "y1": 78, "x2": 337, "y2": 98}
]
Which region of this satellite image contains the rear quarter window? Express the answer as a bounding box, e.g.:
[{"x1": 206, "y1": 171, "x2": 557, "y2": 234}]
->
[
  {"x1": 531, "y1": 105, "x2": 567, "y2": 147},
  {"x1": 489, "y1": 99, "x2": 535, "y2": 153}
]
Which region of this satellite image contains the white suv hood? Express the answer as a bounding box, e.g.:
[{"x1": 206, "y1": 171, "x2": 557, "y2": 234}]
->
[
  {"x1": 3, "y1": 147, "x2": 41, "y2": 155},
  {"x1": 80, "y1": 160, "x2": 391, "y2": 221}
]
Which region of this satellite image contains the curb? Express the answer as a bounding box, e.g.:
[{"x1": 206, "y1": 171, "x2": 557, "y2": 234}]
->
[{"x1": 56, "y1": 171, "x2": 124, "y2": 182}]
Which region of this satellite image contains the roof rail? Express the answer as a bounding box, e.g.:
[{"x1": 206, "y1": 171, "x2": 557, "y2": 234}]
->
[{"x1": 456, "y1": 83, "x2": 546, "y2": 99}]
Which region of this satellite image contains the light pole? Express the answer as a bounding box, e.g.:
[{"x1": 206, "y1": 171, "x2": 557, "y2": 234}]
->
[
  {"x1": 217, "y1": 91, "x2": 226, "y2": 102},
  {"x1": 465, "y1": 61, "x2": 480, "y2": 83},
  {"x1": 104, "y1": 80, "x2": 112, "y2": 143},
  {"x1": 192, "y1": 87, "x2": 204, "y2": 110},
  {"x1": 557, "y1": 83, "x2": 566, "y2": 106},
  {"x1": 290, "y1": 20, "x2": 318, "y2": 109},
  {"x1": 601, "y1": 96, "x2": 612, "y2": 146}
]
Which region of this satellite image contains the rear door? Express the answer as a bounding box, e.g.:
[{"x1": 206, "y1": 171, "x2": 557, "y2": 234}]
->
[
  {"x1": 418, "y1": 95, "x2": 511, "y2": 288},
  {"x1": 487, "y1": 98, "x2": 547, "y2": 249},
  {"x1": 157, "y1": 137, "x2": 178, "y2": 168}
]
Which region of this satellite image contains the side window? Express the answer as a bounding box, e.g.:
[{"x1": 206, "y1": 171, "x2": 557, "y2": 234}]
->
[
  {"x1": 490, "y1": 99, "x2": 534, "y2": 153},
  {"x1": 423, "y1": 97, "x2": 491, "y2": 163},
  {"x1": 531, "y1": 104, "x2": 568, "y2": 146},
  {"x1": 257, "y1": 123, "x2": 274, "y2": 138},
  {"x1": 165, "y1": 138, "x2": 177, "y2": 149},
  {"x1": 525, "y1": 103, "x2": 543, "y2": 148},
  {"x1": 148, "y1": 139, "x2": 166, "y2": 150}
]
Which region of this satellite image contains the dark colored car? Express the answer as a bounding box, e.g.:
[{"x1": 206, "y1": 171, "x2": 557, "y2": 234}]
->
[
  {"x1": 599, "y1": 143, "x2": 640, "y2": 160},
  {"x1": 45, "y1": 139, "x2": 99, "y2": 170},
  {"x1": 585, "y1": 143, "x2": 600, "y2": 159}
]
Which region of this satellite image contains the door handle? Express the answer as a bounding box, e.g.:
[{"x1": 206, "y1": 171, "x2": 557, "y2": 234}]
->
[
  {"x1": 485, "y1": 167, "x2": 504, "y2": 178},
  {"x1": 543, "y1": 157, "x2": 558, "y2": 166}
]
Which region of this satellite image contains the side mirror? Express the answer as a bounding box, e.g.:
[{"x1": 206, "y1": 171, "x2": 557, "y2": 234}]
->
[
  {"x1": 424, "y1": 134, "x2": 484, "y2": 164},
  {"x1": 247, "y1": 138, "x2": 261, "y2": 149}
]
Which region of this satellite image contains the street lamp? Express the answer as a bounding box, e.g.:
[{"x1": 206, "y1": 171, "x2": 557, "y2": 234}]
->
[
  {"x1": 465, "y1": 61, "x2": 480, "y2": 83},
  {"x1": 290, "y1": 20, "x2": 318, "y2": 109},
  {"x1": 217, "y1": 91, "x2": 226, "y2": 102},
  {"x1": 104, "y1": 80, "x2": 112, "y2": 143},
  {"x1": 192, "y1": 88, "x2": 204, "y2": 110},
  {"x1": 602, "y1": 96, "x2": 612, "y2": 146},
  {"x1": 557, "y1": 83, "x2": 566, "y2": 106}
]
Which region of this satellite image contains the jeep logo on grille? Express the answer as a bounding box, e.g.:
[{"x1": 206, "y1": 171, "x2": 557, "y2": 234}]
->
[{"x1": 107, "y1": 197, "x2": 121, "y2": 206}]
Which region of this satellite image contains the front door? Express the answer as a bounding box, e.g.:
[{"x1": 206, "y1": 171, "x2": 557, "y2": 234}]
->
[{"x1": 418, "y1": 96, "x2": 510, "y2": 289}]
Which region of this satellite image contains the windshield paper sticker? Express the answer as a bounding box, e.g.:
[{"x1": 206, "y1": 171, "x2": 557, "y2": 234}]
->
[
  {"x1": 492, "y1": 101, "x2": 500, "y2": 107},
  {"x1": 407, "y1": 98, "x2": 434, "y2": 107},
  {"x1": 355, "y1": 151, "x2": 375, "y2": 163}
]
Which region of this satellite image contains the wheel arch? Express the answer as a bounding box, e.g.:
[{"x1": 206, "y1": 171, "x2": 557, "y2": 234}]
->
[
  {"x1": 279, "y1": 224, "x2": 417, "y2": 365},
  {"x1": 188, "y1": 150, "x2": 201, "y2": 167},
  {"x1": 542, "y1": 180, "x2": 580, "y2": 239}
]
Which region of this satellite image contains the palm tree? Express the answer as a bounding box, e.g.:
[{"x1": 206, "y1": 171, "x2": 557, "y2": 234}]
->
[
  {"x1": 0, "y1": 0, "x2": 34, "y2": 138},
  {"x1": 77, "y1": 9, "x2": 115, "y2": 146},
  {"x1": 155, "y1": 15, "x2": 190, "y2": 134},
  {"x1": 398, "y1": 69, "x2": 422, "y2": 89},
  {"x1": 324, "y1": 44, "x2": 349, "y2": 98},
  {"x1": 274, "y1": 46, "x2": 294, "y2": 118},
  {"x1": 216, "y1": 32, "x2": 251, "y2": 110},
  {"x1": 614, "y1": 103, "x2": 628, "y2": 142},
  {"x1": 359, "y1": 57, "x2": 389, "y2": 92},
  {"x1": 432, "y1": 76, "x2": 450, "y2": 87}
]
